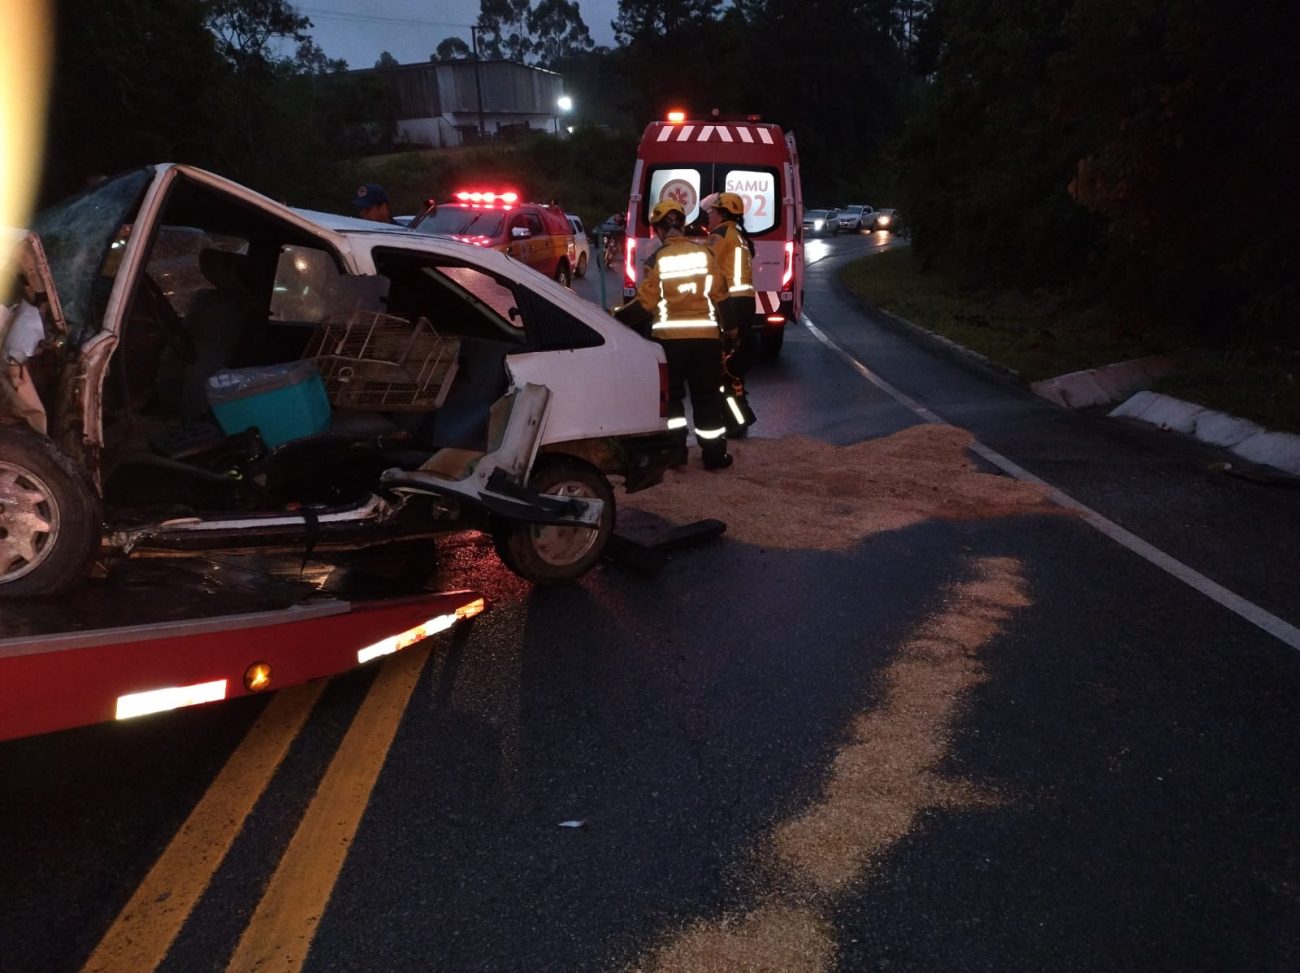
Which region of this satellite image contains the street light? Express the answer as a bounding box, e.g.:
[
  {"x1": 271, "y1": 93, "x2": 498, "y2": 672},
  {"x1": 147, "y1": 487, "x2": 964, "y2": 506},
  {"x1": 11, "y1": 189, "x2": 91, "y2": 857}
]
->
[{"x1": 555, "y1": 95, "x2": 573, "y2": 135}]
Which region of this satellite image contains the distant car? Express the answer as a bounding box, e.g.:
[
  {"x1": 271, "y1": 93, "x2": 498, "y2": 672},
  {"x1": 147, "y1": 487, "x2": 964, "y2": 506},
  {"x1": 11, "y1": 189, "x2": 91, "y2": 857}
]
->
[
  {"x1": 871, "y1": 208, "x2": 899, "y2": 232},
  {"x1": 802, "y1": 209, "x2": 840, "y2": 236},
  {"x1": 837, "y1": 205, "x2": 875, "y2": 232},
  {"x1": 565, "y1": 213, "x2": 590, "y2": 278}
]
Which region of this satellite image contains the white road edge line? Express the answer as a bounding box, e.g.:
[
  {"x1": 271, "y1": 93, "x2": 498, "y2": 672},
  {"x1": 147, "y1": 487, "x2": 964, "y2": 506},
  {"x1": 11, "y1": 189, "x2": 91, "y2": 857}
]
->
[{"x1": 802, "y1": 313, "x2": 1300, "y2": 653}]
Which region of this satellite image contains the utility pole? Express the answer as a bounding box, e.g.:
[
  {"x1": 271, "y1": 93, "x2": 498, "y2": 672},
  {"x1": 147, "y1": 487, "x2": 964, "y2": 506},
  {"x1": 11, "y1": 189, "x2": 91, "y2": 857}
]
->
[{"x1": 470, "y1": 24, "x2": 487, "y2": 140}]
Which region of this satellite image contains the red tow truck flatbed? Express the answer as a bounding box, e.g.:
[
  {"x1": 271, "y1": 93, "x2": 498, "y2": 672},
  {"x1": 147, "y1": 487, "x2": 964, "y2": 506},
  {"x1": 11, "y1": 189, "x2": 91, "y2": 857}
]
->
[{"x1": 0, "y1": 555, "x2": 484, "y2": 742}]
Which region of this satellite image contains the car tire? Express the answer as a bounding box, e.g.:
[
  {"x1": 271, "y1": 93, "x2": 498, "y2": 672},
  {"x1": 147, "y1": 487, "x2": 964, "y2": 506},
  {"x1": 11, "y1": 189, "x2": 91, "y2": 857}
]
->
[
  {"x1": 554, "y1": 261, "x2": 573, "y2": 288},
  {"x1": 491, "y1": 456, "x2": 614, "y2": 585},
  {"x1": 0, "y1": 426, "x2": 101, "y2": 598},
  {"x1": 758, "y1": 324, "x2": 785, "y2": 361},
  {"x1": 575, "y1": 252, "x2": 588, "y2": 278}
]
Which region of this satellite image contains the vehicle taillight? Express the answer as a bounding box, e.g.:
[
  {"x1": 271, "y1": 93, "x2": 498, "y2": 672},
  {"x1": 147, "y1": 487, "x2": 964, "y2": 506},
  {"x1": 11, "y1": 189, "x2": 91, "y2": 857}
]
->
[
  {"x1": 624, "y1": 236, "x2": 638, "y2": 288},
  {"x1": 782, "y1": 241, "x2": 795, "y2": 288},
  {"x1": 659, "y1": 362, "x2": 669, "y2": 417},
  {"x1": 766, "y1": 314, "x2": 785, "y2": 324}
]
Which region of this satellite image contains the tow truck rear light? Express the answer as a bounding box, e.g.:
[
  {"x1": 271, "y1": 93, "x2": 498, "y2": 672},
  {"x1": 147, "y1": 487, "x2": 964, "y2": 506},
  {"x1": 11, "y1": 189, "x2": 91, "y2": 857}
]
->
[
  {"x1": 244, "y1": 662, "x2": 273, "y2": 693},
  {"x1": 782, "y1": 241, "x2": 795, "y2": 288},
  {"x1": 355, "y1": 597, "x2": 487, "y2": 664},
  {"x1": 116, "y1": 679, "x2": 227, "y2": 720},
  {"x1": 624, "y1": 236, "x2": 637, "y2": 287},
  {"x1": 666, "y1": 110, "x2": 686, "y2": 124}
]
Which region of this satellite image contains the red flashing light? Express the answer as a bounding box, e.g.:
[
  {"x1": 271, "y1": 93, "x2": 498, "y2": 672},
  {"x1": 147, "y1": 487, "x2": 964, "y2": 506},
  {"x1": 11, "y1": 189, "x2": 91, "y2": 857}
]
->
[
  {"x1": 782, "y1": 241, "x2": 795, "y2": 288},
  {"x1": 766, "y1": 314, "x2": 785, "y2": 324},
  {"x1": 453, "y1": 190, "x2": 520, "y2": 206},
  {"x1": 624, "y1": 235, "x2": 638, "y2": 287},
  {"x1": 666, "y1": 111, "x2": 686, "y2": 124}
]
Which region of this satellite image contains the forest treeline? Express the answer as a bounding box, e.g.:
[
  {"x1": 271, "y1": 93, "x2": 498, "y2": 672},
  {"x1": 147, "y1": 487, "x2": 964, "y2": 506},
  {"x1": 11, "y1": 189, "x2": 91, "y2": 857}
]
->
[{"x1": 41, "y1": 0, "x2": 1298, "y2": 349}]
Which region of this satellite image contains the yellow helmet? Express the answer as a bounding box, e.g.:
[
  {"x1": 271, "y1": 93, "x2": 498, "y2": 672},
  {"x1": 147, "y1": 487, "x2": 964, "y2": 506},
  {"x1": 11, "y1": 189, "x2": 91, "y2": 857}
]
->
[
  {"x1": 650, "y1": 199, "x2": 686, "y2": 225},
  {"x1": 714, "y1": 192, "x2": 745, "y2": 216}
]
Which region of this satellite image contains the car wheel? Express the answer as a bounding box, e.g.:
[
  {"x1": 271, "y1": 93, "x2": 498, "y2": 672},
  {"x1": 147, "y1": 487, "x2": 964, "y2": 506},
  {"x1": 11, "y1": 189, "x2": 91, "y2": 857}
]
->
[
  {"x1": 492, "y1": 456, "x2": 614, "y2": 585},
  {"x1": 554, "y1": 261, "x2": 573, "y2": 288},
  {"x1": 758, "y1": 324, "x2": 785, "y2": 361},
  {"x1": 575, "y1": 252, "x2": 588, "y2": 278},
  {"x1": 0, "y1": 426, "x2": 101, "y2": 598}
]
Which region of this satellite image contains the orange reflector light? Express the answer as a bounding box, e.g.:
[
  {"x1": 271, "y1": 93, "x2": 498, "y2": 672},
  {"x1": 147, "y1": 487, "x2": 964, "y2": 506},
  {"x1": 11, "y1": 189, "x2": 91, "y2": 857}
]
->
[
  {"x1": 456, "y1": 597, "x2": 488, "y2": 620},
  {"x1": 666, "y1": 111, "x2": 686, "y2": 124},
  {"x1": 766, "y1": 314, "x2": 785, "y2": 323},
  {"x1": 244, "y1": 663, "x2": 273, "y2": 693},
  {"x1": 356, "y1": 598, "x2": 488, "y2": 664},
  {"x1": 116, "y1": 679, "x2": 228, "y2": 720}
]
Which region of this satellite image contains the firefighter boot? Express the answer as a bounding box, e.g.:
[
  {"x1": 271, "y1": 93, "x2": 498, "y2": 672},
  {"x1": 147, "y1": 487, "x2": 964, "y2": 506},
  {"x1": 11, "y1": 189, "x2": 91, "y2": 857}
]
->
[
  {"x1": 670, "y1": 432, "x2": 689, "y2": 468},
  {"x1": 701, "y1": 440, "x2": 733, "y2": 470}
]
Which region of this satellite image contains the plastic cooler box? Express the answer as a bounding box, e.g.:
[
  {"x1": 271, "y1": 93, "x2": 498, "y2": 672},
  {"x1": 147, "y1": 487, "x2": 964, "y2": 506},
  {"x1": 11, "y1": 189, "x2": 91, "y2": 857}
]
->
[{"x1": 205, "y1": 361, "x2": 331, "y2": 448}]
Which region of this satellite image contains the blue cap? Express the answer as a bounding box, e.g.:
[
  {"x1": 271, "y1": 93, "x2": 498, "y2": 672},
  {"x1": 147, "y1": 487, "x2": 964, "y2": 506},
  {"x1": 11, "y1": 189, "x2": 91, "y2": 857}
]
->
[{"x1": 352, "y1": 184, "x2": 389, "y2": 209}]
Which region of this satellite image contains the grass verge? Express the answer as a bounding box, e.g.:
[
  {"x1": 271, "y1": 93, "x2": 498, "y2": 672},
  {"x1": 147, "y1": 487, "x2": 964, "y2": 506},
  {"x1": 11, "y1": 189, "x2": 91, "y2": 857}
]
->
[{"x1": 840, "y1": 248, "x2": 1299, "y2": 434}]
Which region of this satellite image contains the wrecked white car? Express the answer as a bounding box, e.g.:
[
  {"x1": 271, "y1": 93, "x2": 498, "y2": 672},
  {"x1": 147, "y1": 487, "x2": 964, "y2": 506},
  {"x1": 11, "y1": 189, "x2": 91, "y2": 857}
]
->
[{"x1": 0, "y1": 165, "x2": 678, "y2": 596}]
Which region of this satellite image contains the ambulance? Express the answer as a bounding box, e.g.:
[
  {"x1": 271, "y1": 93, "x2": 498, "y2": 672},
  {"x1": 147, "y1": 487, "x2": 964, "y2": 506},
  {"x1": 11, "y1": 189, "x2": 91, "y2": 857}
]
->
[{"x1": 621, "y1": 113, "x2": 804, "y2": 359}]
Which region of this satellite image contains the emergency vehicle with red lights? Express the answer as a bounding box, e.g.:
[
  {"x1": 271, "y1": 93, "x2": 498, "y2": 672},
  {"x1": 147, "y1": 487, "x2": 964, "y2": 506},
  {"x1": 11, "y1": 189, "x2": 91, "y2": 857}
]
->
[
  {"x1": 409, "y1": 190, "x2": 579, "y2": 287},
  {"x1": 621, "y1": 112, "x2": 804, "y2": 359}
]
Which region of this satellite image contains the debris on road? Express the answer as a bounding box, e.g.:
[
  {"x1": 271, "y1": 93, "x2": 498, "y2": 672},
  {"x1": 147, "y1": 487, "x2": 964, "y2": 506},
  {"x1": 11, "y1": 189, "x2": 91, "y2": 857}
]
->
[{"x1": 621, "y1": 425, "x2": 1064, "y2": 551}]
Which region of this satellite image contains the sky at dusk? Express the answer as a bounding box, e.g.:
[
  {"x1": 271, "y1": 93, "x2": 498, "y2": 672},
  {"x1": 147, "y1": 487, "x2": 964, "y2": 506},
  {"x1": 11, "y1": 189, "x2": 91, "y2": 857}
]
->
[{"x1": 293, "y1": 1, "x2": 622, "y2": 70}]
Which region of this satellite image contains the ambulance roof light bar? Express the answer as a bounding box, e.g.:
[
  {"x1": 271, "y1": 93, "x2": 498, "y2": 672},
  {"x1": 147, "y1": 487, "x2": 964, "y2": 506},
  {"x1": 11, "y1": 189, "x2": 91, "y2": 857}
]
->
[{"x1": 666, "y1": 110, "x2": 686, "y2": 124}]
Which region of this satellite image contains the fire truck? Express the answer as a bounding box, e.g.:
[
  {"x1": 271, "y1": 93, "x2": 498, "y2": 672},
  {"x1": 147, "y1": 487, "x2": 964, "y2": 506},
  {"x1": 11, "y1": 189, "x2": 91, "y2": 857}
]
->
[{"x1": 621, "y1": 113, "x2": 805, "y2": 359}]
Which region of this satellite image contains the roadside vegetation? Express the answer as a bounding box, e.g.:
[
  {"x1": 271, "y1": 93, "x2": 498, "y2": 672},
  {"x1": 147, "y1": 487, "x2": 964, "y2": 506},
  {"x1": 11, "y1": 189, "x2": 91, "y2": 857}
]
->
[{"x1": 842, "y1": 250, "x2": 1299, "y2": 435}]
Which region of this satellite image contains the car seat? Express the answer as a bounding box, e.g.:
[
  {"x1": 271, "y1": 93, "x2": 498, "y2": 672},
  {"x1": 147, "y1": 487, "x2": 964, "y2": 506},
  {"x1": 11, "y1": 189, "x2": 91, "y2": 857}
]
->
[{"x1": 178, "y1": 248, "x2": 262, "y2": 420}]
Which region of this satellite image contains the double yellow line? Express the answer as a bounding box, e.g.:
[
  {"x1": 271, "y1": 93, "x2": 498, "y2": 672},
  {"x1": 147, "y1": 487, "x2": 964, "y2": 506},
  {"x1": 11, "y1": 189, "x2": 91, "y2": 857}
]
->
[{"x1": 82, "y1": 643, "x2": 432, "y2": 973}]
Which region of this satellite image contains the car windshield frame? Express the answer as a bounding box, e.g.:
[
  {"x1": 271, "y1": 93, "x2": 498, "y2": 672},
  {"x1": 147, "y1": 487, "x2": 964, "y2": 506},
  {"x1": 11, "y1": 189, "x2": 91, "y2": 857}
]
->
[
  {"x1": 411, "y1": 205, "x2": 509, "y2": 242},
  {"x1": 30, "y1": 168, "x2": 154, "y2": 344}
]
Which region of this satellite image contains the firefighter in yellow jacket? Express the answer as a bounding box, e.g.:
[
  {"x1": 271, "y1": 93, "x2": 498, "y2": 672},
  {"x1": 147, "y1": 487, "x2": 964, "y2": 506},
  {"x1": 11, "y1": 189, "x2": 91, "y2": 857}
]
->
[
  {"x1": 633, "y1": 199, "x2": 732, "y2": 470},
  {"x1": 700, "y1": 191, "x2": 758, "y2": 437}
]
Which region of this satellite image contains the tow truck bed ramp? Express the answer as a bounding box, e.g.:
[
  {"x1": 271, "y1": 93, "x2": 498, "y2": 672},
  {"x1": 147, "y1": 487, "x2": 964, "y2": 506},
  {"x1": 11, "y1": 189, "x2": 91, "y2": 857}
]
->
[{"x1": 0, "y1": 557, "x2": 484, "y2": 742}]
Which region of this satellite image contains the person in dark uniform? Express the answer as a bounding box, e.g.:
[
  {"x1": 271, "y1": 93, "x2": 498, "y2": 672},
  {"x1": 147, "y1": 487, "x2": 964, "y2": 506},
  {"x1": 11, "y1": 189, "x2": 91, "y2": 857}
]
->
[
  {"x1": 351, "y1": 183, "x2": 395, "y2": 224},
  {"x1": 627, "y1": 199, "x2": 732, "y2": 470},
  {"x1": 701, "y1": 190, "x2": 757, "y2": 437}
]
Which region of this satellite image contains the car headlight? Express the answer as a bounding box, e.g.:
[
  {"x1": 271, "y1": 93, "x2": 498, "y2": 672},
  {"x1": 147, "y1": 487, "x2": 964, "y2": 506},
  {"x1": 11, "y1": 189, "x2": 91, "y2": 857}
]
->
[
  {"x1": 813, "y1": 219, "x2": 824, "y2": 229},
  {"x1": 879, "y1": 215, "x2": 891, "y2": 226}
]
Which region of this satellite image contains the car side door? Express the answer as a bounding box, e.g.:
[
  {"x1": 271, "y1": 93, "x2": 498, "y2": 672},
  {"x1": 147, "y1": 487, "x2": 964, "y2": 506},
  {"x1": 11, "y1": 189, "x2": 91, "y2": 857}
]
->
[{"x1": 507, "y1": 212, "x2": 531, "y2": 264}]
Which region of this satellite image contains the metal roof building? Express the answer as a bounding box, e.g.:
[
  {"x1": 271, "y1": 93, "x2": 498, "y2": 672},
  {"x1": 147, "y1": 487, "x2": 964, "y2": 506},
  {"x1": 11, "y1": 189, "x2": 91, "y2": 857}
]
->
[{"x1": 362, "y1": 60, "x2": 567, "y2": 146}]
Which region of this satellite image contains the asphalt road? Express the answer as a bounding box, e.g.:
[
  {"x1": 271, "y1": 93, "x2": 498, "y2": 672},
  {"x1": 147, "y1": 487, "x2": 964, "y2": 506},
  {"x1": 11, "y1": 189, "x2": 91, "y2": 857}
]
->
[{"x1": 2, "y1": 230, "x2": 1298, "y2": 973}]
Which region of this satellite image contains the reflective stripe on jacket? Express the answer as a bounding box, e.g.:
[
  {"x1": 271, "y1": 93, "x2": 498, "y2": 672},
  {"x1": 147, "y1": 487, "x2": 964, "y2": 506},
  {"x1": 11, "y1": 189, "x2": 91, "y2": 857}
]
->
[
  {"x1": 707, "y1": 222, "x2": 755, "y2": 298},
  {"x1": 635, "y1": 238, "x2": 727, "y2": 341}
]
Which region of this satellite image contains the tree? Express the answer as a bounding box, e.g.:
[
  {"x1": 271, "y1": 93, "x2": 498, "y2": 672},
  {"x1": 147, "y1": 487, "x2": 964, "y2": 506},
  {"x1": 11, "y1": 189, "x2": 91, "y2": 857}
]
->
[
  {"x1": 374, "y1": 50, "x2": 400, "y2": 68},
  {"x1": 433, "y1": 37, "x2": 473, "y2": 60},
  {"x1": 477, "y1": 0, "x2": 534, "y2": 62},
  {"x1": 528, "y1": 0, "x2": 595, "y2": 67},
  {"x1": 42, "y1": 0, "x2": 231, "y2": 202},
  {"x1": 204, "y1": 0, "x2": 311, "y2": 68},
  {"x1": 895, "y1": 0, "x2": 1089, "y2": 285},
  {"x1": 1057, "y1": 0, "x2": 1300, "y2": 341},
  {"x1": 612, "y1": 0, "x2": 722, "y2": 46}
]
